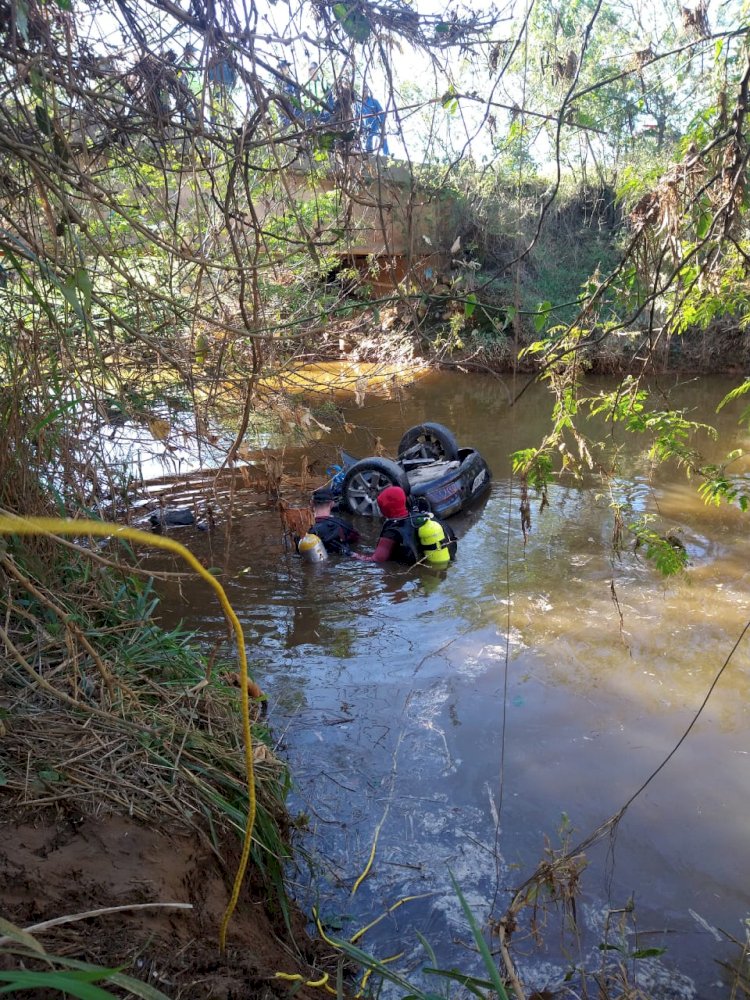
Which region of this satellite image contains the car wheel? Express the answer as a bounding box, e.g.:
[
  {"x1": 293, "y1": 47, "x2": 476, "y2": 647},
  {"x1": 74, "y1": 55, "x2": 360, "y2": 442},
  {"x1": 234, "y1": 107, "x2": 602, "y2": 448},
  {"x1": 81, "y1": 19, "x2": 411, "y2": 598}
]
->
[
  {"x1": 398, "y1": 422, "x2": 459, "y2": 462},
  {"x1": 341, "y1": 458, "x2": 410, "y2": 517}
]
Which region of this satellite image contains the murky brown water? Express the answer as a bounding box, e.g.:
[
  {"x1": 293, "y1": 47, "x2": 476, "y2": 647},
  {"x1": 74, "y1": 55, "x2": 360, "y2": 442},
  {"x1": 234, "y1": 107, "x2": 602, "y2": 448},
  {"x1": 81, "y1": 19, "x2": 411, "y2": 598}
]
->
[{"x1": 150, "y1": 370, "x2": 750, "y2": 998}]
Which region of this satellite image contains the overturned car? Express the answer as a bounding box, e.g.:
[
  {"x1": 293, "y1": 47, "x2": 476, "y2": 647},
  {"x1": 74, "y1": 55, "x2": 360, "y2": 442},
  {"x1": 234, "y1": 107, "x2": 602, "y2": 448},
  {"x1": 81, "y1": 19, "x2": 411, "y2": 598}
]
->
[{"x1": 335, "y1": 422, "x2": 491, "y2": 518}]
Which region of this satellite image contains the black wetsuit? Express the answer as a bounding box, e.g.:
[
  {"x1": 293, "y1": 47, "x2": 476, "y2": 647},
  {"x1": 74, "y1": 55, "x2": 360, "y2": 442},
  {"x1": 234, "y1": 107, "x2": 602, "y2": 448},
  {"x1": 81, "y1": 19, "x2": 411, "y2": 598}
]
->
[
  {"x1": 379, "y1": 516, "x2": 457, "y2": 564},
  {"x1": 314, "y1": 515, "x2": 360, "y2": 555}
]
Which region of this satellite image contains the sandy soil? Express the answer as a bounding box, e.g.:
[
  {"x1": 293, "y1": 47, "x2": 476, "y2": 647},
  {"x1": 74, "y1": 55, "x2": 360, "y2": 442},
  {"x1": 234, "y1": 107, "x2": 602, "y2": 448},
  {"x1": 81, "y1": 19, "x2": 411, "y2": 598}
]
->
[{"x1": 1, "y1": 812, "x2": 329, "y2": 999}]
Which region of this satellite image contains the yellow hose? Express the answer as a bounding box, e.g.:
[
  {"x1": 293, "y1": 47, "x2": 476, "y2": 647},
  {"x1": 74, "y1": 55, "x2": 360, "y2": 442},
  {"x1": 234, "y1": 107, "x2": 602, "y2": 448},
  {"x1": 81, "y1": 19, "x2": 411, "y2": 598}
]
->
[
  {"x1": 307, "y1": 905, "x2": 409, "y2": 998},
  {"x1": 0, "y1": 516, "x2": 257, "y2": 951},
  {"x1": 275, "y1": 972, "x2": 330, "y2": 988}
]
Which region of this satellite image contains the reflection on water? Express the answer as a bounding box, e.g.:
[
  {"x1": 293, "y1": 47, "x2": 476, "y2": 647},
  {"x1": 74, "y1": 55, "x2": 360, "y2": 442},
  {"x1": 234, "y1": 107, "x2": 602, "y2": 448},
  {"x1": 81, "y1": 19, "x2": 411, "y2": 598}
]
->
[
  {"x1": 151, "y1": 372, "x2": 750, "y2": 997},
  {"x1": 95, "y1": 361, "x2": 426, "y2": 485}
]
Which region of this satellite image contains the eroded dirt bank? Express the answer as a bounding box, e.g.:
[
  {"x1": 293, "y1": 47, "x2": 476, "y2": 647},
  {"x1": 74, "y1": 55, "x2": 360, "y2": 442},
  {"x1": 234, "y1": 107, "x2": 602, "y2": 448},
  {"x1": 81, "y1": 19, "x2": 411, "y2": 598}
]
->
[{"x1": 1, "y1": 812, "x2": 328, "y2": 998}]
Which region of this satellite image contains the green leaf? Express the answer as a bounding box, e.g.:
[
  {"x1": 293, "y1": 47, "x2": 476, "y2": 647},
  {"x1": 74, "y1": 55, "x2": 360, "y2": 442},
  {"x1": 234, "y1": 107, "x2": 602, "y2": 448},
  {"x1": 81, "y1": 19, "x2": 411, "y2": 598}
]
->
[
  {"x1": 440, "y1": 90, "x2": 459, "y2": 114},
  {"x1": 696, "y1": 211, "x2": 712, "y2": 239},
  {"x1": 448, "y1": 871, "x2": 510, "y2": 1000},
  {"x1": 0, "y1": 771, "x2": 7, "y2": 787},
  {"x1": 50, "y1": 958, "x2": 173, "y2": 1000},
  {"x1": 630, "y1": 522, "x2": 689, "y2": 576},
  {"x1": 0, "y1": 918, "x2": 44, "y2": 954},
  {"x1": 74, "y1": 266, "x2": 93, "y2": 313},
  {"x1": 16, "y1": 0, "x2": 29, "y2": 41},
  {"x1": 464, "y1": 293, "x2": 477, "y2": 319},
  {"x1": 0, "y1": 970, "x2": 116, "y2": 999},
  {"x1": 630, "y1": 947, "x2": 666, "y2": 959},
  {"x1": 29, "y1": 66, "x2": 44, "y2": 99},
  {"x1": 424, "y1": 967, "x2": 495, "y2": 998},
  {"x1": 38, "y1": 769, "x2": 62, "y2": 782},
  {"x1": 34, "y1": 104, "x2": 53, "y2": 136},
  {"x1": 574, "y1": 111, "x2": 596, "y2": 128},
  {"x1": 717, "y1": 379, "x2": 750, "y2": 412},
  {"x1": 99, "y1": 974, "x2": 170, "y2": 1000},
  {"x1": 434, "y1": 22, "x2": 451, "y2": 33},
  {"x1": 533, "y1": 300, "x2": 552, "y2": 333},
  {"x1": 415, "y1": 930, "x2": 437, "y2": 968},
  {"x1": 332, "y1": 3, "x2": 371, "y2": 41},
  {"x1": 62, "y1": 273, "x2": 85, "y2": 318}
]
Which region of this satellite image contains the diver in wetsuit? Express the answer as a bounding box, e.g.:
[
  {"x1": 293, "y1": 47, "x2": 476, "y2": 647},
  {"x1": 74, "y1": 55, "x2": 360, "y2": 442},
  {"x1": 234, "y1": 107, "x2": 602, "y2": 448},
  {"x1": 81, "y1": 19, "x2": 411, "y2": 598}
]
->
[
  {"x1": 352, "y1": 485, "x2": 456, "y2": 564},
  {"x1": 311, "y1": 487, "x2": 360, "y2": 555}
]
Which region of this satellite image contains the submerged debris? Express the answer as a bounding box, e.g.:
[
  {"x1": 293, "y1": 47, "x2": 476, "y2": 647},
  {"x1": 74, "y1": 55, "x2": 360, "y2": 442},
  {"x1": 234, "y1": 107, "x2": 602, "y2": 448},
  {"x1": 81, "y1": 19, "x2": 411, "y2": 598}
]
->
[{"x1": 148, "y1": 508, "x2": 209, "y2": 530}]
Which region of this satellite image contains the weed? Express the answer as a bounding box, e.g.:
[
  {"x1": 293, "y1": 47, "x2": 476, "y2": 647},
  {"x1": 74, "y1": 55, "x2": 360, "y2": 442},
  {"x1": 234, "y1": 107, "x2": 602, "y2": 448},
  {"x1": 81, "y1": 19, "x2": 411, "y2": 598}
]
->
[
  {"x1": 0, "y1": 916, "x2": 172, "y2": 999},
  {"x1": 0, "y1": 519, "x2": 292, "y2": 963}
]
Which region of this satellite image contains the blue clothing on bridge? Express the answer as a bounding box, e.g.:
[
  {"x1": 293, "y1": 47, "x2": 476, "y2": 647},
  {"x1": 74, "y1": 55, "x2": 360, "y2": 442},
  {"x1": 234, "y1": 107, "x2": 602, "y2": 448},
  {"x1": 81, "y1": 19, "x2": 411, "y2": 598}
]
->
[
  {"x1": 206, "y1": 59, "x2": 237, "y2": 88},
  {"x1": 280, "y1": 78, "x2": 304, "y2": 125},
  {"x1": 361, "y1": 93, "x2": 389, "y2": 155},
  {"x1": 277, "y1": 62, "x2": 304, "y2": 127}
]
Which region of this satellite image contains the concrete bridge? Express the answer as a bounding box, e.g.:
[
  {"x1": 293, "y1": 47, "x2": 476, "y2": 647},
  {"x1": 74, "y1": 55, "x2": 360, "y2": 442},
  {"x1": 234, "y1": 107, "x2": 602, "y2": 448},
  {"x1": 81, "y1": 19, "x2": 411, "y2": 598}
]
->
[{"x1": 281, "y1": 156, "x2": 462, "y2": 292}]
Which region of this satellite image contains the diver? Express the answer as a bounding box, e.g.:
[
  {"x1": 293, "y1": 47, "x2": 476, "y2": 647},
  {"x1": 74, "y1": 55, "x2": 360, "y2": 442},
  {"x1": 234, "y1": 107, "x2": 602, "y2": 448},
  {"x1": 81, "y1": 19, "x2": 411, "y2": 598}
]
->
[
  {"x1": 309, "y1": 487, "x2": 360, "y2": 555},
  {"x1": 353, "y1": 486, "x2": 456, "y2": 564}
]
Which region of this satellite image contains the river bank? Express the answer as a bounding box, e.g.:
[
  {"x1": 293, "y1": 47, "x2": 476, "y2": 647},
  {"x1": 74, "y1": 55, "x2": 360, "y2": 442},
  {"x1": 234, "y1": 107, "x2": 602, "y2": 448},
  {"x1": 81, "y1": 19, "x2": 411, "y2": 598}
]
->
[
  {"x1": 316, "y1": 307, "x2": 750, "y2": 378},
  {"x1": 0, "y1": 531, "x2": 332, "y2": 998},
  {"x1": 1, "y1": 812, "x2": 329, "y2": 999}
]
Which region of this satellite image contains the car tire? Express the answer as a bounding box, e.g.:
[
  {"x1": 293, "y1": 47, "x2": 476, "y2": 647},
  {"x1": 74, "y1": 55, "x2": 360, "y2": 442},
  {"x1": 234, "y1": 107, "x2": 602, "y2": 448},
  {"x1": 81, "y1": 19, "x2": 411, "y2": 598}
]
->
[
  {"x1": 398, "y1": 422, "x2": 459, "y2": 462},
  {"x1": 341, "y1": 458, "x2": 410, "y2": 517}
]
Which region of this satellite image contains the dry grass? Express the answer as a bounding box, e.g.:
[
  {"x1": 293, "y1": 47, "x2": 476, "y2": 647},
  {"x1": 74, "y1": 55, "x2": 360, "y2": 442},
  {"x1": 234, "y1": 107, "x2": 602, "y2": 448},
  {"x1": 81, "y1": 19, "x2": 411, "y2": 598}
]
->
[
  {"x1": 0, "y1": 532, "x2": 288, "y2": 868},
  {"x1": 278, "y1": 500, "x2": 315, "y2": 541}
]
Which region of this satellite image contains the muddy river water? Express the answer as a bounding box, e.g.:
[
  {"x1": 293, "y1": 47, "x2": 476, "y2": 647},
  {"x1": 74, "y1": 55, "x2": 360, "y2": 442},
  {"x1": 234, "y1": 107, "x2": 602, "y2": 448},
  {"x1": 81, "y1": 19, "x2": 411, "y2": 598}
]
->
[{"x1": 151, "y1": 370, "x2": 750, "y2": 998}]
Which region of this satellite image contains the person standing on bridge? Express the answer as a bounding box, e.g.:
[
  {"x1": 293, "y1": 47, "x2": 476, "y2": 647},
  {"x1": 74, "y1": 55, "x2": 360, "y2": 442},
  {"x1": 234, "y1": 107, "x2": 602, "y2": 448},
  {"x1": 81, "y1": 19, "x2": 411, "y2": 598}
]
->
[
  {"x1": 277, "y1": 60, "x2": 303, "y2": 127},
  {"x1": 360, "y1": 86, "x2": 389, "y2": 156},
  {"x1": 304, "y1": 61, "x2": 328, "y2": 123}
]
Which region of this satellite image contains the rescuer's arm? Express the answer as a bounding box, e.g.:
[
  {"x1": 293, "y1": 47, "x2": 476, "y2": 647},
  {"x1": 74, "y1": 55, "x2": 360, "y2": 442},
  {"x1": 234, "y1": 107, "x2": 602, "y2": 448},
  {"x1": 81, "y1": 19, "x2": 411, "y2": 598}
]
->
[{"x1": 351, "y1": 535, "x2": 395, "y2": 562}]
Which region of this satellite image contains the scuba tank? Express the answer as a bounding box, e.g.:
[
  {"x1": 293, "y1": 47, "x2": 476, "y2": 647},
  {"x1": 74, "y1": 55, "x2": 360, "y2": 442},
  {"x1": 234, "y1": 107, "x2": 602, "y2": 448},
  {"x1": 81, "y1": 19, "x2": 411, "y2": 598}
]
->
[
  {"x1": 415, "y1": 513, "x2": 451, "y2": 566},
  {"x1": 297, "y1": 533, "x2": 328, "y2": 563}
]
